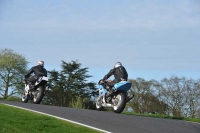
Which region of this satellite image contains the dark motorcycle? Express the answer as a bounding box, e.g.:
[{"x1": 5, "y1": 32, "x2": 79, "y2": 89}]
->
[{"x1": 22, "y1": 76, "x2": 48, "y2": 104}]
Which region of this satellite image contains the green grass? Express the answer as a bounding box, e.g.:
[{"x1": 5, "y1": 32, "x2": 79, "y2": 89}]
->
[
  {"x1": 123, "y1": 112, "x2": 200, "y2": 123},
  {"x1": 0, "y1": 104, "x2": 102, "y2": 133}
]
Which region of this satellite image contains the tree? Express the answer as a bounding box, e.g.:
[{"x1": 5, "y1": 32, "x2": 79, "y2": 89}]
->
[
  {"x1": 43, "y1": 60, "x2": 97, "y2": 108},
  {"x1": 158, "y1": 76, "x2": 187, "y2": 117},
  {"x1": 0, "y1": 48, "x2": 28, "y2": 99},
  {"x1": 183, "y1": 78, "x2": 200, "y2": 118},
  {"x1": 127, "y1": 78, "x2": 168, "y2": 114}
]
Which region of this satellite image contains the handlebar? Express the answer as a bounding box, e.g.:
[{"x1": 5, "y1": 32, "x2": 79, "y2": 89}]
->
[{"x1": 98, "y1": 79, "x2": 112, "y2": 84}]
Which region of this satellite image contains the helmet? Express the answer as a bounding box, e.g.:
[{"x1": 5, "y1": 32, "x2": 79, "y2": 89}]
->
[
  {"x1": 37, "y1": 60, "x2": 44, "y2": 67},
  {"x1": 114, "y1": 62, "x2": 122, "y2": 68}
]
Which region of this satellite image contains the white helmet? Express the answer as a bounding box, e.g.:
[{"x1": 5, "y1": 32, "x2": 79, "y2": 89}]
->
[
  {"x1": 37, "y1": 60, "x2": 44, "y2": 67},
  {"x1": 114, "y1": 62, "x2": 122, "y2": 68}
]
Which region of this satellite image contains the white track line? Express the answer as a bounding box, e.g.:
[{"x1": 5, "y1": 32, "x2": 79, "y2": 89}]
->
[{"x1": 2, "y1": 103, "x2": 112, "y2": 133}]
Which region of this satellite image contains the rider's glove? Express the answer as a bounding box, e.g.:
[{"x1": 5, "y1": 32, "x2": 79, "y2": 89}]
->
[{"x1": 98, "y1": 79, "x2": 104, "y2": 85}]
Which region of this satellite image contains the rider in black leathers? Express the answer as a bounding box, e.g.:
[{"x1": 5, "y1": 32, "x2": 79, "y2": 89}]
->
[
  {"x1": 102, "y1": 62, "x2": 128, "y2": 96},
  {"x1": 25, "y1": 61, "x2": 47, "y2": 89}
]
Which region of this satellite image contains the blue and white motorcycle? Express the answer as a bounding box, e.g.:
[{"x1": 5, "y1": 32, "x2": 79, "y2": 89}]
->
[{"x1": 96, "y1": 80, "x2": 134, "y2": 113}]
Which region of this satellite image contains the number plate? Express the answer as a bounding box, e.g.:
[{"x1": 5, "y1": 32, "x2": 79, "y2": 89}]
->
[{"x1": 42, "y1": 76, "x2": 48, "y2": 81}]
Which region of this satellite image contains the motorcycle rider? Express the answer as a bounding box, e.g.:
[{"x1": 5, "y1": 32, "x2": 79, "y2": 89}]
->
[
  {"x1": 24, "y1": 60, "x2": 47, "y2": 89},
  {"x1": 102, "y1": 62, "x2": 128, "y2": 97}
]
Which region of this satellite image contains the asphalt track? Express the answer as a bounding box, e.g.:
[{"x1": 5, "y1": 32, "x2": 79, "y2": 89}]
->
[{"x1": 0, "y1": 100, "x2": 200, "y2": 133}]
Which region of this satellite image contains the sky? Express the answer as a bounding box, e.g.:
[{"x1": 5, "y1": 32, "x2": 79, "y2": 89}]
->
[{"x1": 0, "y1": 0, "x2": 200, "y2": 83}]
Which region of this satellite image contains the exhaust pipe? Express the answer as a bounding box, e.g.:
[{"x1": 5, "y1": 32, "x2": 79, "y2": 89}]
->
[
  {"x1": 44, "y1": 86, "x2": 49, "y2": 95},
  {"x1": 126, "y1": 94, "x2": 134, "y2": 103}
]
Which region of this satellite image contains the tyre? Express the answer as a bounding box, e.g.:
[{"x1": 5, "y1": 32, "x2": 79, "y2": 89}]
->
[
  {"x1": 33, "y1": 86, "x2": 44, "y2": 104},
  {"x1": 113, "y1": 92, "x2": 126, "y2": 113},
  {"x1": 22, "y1": 92, "x2": 29, "y2": 103},
  {"x1": 96, "y1": 97, "x2": 104, "y2": 111}
]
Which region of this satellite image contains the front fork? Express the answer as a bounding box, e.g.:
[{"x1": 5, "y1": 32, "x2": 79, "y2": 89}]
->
[{"x1": 24, "y1": 84, "x2": 30, "y2": 96}]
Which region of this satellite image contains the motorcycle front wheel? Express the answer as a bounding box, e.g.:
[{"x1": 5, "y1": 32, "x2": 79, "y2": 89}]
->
[
  {"x1": 22, "y1": 92, "x2": 29, "y2": 103},
  {"x1": 96, "y1": 97, "x2": 104, "y2": 111},
  {"x1": 33, "y1": 86, "x2": 44, "y2": 104},
  {"x1": 113, "y1": 92, "x2": 126, "y2": 113}
]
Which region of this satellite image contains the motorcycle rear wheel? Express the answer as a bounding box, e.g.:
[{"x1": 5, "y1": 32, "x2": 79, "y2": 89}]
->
[
  {"x1": 33, "y1": 86, "x2": 44, "y2": 104},
  {"x1": 113, "y1": 92, "x2": 126, "y2": 113}
]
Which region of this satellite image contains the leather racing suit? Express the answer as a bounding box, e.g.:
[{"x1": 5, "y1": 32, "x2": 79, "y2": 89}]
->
[
  {"x1": 102, "y1": 65, "x2": 128, "y2": 88},
  {"x1": 25, "y1": 65, "x2": 47, "y2": 85}
]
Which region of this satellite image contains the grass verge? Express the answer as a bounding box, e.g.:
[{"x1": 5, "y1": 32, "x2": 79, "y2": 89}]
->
[
  {"x1": 123, "y1": 112, "x2": 200, "y2": 123},
  {"x1": 0, "y1": 104, "x2": 102, "y2": 133}
]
